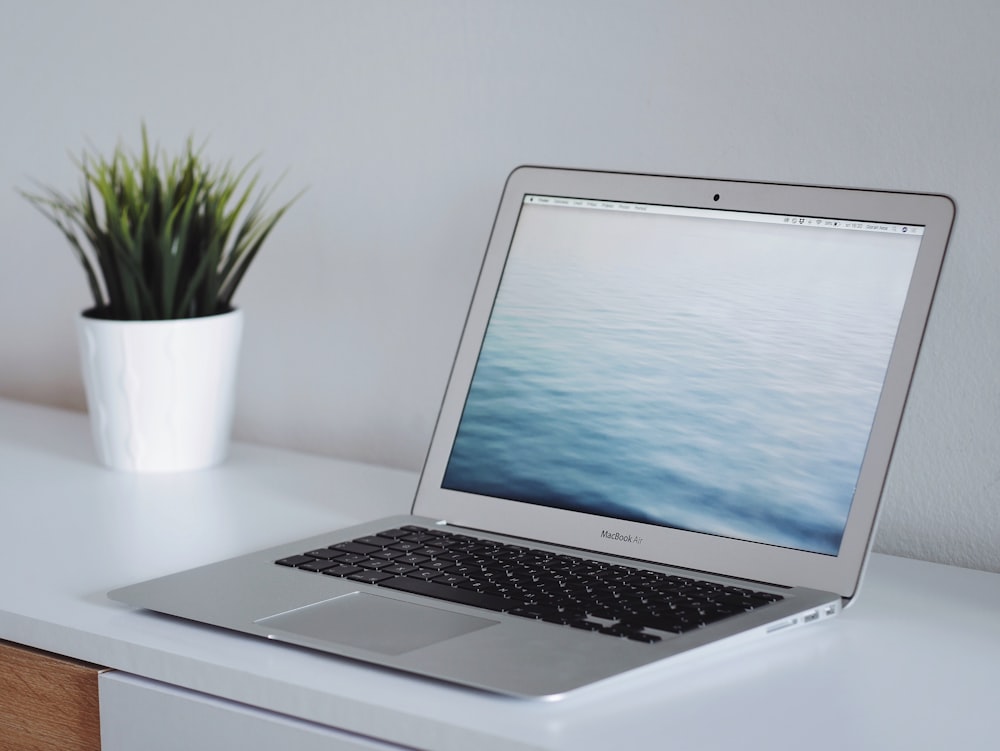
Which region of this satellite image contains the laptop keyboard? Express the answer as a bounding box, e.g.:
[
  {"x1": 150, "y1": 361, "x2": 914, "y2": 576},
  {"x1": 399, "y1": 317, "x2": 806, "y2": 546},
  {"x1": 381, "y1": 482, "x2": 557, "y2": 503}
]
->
[{"x1": 276, "y1": 525, "x2": 783, "y2": 644}]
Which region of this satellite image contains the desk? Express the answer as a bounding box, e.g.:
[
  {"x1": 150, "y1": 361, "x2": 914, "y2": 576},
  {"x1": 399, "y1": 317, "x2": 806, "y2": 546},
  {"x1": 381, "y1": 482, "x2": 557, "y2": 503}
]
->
[{"x1": 1, "y1": 397, "x2": 998, "y2": 750}]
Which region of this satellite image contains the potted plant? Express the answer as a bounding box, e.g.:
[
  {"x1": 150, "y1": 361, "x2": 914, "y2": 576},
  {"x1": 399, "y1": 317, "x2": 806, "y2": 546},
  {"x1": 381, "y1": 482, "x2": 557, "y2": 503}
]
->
[{"x1": 21, "y1": 127, "x2": 298, "y2": 472}]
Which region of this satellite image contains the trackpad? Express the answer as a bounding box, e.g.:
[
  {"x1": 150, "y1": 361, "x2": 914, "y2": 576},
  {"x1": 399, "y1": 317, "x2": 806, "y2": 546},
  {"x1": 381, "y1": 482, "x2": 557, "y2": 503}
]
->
[{"x1": 256, "y1": 592, "x2": 498, "y2": 656}]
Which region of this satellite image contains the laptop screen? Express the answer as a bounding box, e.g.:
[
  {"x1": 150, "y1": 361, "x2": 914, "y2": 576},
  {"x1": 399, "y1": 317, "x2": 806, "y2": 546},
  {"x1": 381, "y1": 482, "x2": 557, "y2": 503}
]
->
[{"x1": 441, "y1": 194, "x2": 922, "y2": 556}]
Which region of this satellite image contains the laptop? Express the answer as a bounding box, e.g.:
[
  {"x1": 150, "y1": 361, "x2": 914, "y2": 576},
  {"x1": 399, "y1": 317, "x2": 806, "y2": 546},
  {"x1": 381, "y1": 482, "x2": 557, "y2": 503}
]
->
[{"x1": 109, "y1": 166, "x2": 954, "y2": 699}]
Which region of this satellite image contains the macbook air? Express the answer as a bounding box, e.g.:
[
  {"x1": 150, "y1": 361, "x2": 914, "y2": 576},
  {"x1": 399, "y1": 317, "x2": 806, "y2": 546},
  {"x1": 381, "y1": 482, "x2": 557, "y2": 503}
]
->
[{"x1": 110, "y1": 166, "x2": 954, "y2": 698}]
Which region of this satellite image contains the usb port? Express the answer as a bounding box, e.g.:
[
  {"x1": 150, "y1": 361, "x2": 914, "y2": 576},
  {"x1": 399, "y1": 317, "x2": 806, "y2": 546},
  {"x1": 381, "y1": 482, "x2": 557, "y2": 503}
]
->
[{"x1": 803, "y1": 610, "x2": 819, "y2": 623}]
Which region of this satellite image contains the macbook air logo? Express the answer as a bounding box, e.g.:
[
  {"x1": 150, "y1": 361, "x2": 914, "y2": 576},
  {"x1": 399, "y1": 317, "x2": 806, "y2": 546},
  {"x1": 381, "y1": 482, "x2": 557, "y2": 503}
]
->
[{"x1": 601, "y1": 530, "x2": 643, "y2": 545}]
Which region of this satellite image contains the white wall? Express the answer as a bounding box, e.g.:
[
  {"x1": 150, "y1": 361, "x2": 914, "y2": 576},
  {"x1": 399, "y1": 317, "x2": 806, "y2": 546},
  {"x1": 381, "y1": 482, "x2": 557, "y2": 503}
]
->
[{"x1": 2, "y1": 1, "x2": 998, "y2": 572}]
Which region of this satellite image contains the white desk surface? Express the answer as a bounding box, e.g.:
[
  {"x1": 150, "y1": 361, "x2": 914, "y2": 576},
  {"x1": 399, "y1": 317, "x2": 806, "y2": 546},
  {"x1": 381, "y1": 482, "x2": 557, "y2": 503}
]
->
[{"x1": 1, "y1": 397, "x2": 998, "y2": 750}]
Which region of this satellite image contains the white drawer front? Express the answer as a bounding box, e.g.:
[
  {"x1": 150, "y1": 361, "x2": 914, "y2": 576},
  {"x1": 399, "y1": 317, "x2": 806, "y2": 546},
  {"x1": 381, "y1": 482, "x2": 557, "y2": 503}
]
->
[{"x1": 99, "y1": 672, "x2": 408, "y2": 751}]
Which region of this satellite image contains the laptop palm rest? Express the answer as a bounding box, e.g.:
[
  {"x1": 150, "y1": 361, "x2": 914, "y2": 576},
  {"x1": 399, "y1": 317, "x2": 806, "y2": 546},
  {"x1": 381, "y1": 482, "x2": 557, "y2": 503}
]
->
[{"x1": 256, "y1": 592, "x2": 498, "y2": 656}]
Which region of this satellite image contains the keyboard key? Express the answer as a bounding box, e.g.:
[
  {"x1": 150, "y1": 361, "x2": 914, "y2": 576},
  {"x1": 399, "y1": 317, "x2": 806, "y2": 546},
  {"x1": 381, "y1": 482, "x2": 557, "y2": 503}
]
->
[
  {"x1": 275, "y1": 555, "x2": 317, "y2": 568},
  {"x1": 304, "y1": 549, "x2": 346, "y2": 560},
  {"x1": 299, "y1": 560, "x2": 341, "y2": 573},
  {"x1": 388, "y1": 541, "x2": 423, "y2": 553},
  {"x1": 395, "y1": 554, "x2": 430, "y2": 566},
  {"x1": 337, "y1": 553, "x2": 368, "y2": 565},
  {"x1": 370, "y1": 549, "x2": 406, "y2": 561},
  {"x1": 355, "y1": 535, "x2": 397, "y2": 548},
  {"x1": 407, "y1": 570, "x2": 443, "y2": 581},
  {"x1": 376, "y1": 528, "x2": 412, "y2": 539},
  {"x1": 348, "y1": 570, "x2": 395, "y2": 585},
  {"x1": 399, "y1": 533, "x2": 436, "y2": 545},
  {"x1": 381, "y1": 563, "x2": 417, "y2": 576},
  {"x1": 359, "y1": 559, "x2": 394, "y2": 570},
  {"x1": 321, "y1": 564, "x2": 363, "y2": 578},
  {"x1": 413, "y1": 546, "x2": 447, "y2": 558},
  {"x1": 332, "y1": 541, "x2": 379, "y2": 555},
  {"x1": 419, "y1": 560, "x2": 454, "y2": 572}
]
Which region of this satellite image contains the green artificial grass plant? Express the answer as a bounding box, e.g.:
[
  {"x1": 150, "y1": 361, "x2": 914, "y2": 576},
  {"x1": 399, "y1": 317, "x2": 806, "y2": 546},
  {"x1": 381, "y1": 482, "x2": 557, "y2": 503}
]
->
[{"x1": 21, "y1": 126, "x2": 298, "y2": 320}]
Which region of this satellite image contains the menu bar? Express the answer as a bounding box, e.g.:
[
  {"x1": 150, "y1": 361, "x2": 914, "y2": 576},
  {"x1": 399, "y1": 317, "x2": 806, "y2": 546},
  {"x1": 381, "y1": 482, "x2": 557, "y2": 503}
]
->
[{"x1": 524, "y1": 194, "x2": 924, "y2": 236}]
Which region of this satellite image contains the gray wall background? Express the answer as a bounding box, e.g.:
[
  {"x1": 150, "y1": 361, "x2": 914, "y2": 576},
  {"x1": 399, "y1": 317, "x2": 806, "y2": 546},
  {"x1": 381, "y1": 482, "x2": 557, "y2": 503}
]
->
[{"x1": 2, "y1": 1, "x2": 998, "y2": 572}]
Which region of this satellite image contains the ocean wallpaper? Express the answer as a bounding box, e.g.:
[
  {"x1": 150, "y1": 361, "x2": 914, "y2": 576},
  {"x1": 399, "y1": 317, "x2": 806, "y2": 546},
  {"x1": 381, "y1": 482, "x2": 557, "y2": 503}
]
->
[{"x1": 442, "y1": 205, "x2": 920, "y2": 555}]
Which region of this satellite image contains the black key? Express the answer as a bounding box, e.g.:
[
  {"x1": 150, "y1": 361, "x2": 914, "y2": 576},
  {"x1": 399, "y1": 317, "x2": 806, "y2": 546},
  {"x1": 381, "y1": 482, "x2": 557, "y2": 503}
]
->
[
  {"x1": 381, "y1": 563, "x2": 417, "y2": 576},
  {"x1": 599, "y1": 623, "x2": 648, "y2": 638},
  {"x1": 332, "y1": 541, "x2": 379, "y2": 555},
  {"x1": 395, "y1": 554, "x2": 430, "y2": 566},
  {"x1": 711, "y1": 595, "x2": 753, "y2": 612},
  {"x1": 464, "y1": 543, "x2": 501, "y2": 557},
  {"x1": 376, "y1": 528, "x2": 412, "y2": 539},
  {"x1": 439, "y1": 551, "x2": 473, "y2": 563},
  {"x1": 348, "y1": 570, "x2": 395, "y2": 585},
  {"x1": 407, "y1": 570, "x2": 443, "y2": 581},
  {"x1": 355, "y1": 535, "x2": 396, "y2": 548},
  {"x1": 507, "y1": 606, "x2": 547, "y2": 620},
  {"x1": 423, "y1": 528, "x2": 453, "y2": 537},
  {"x1": 419, "y1": 560, "x2": 454, "y2": 572},
  {"x1": 304, "y1": 549, "x2": 345, "y2": 560},
  {"x1": 413, "y1": 546, "x2": 447, "y2": 558},
  {"x1": 321, "y1": 564, "x2": 363, "y2": 578},
  {"x1": 455, "y1": 579, "x2": 490, "y2": 591},
  {"x1": 299, "y1": 559, "x2": 340, "y2": 573},
  {"x1": 583, "y1": 609, "x2": 619, "y2": 622},
  {"x1": 379, "y1": 576, "x2": 515, "y2": 612},
  {"x1": 359, "y1": 559, "x2": 394, "y2": 570},
  {"x1": 696, "y1": 608, "x2": 737, "y2": 626},
  {"x1": 399, "y1": 533, "x2": 437, "y2": 545},
  {"x1": 434, "y1": 574, "x2": 467, "y2": 586},
  {"x1": 625, "y1": 631, "x2": 662, "y2": 643},
  {"x1": 622, "y1": 614, "x2": 696, "y2": 634},
  {"x1": 370, "y1": 549, "x2": 406, "y2": 561},
  {"x1": 567, "y1": 619, "x2": 604, "y2": 632},
  {"x1": 275, "y1": 555, "x2": 318, "y2": 568},
  {"x1": 388, "y1": 541, "x2": 423, "y2": 553},
  {"x1": 426, "y1": 537, "x2": 462, "y2": 549},
  {"x1": 538, "y1": 611, "x2": 574, "y2": 625},
  {"x1": 337, "y1": 553, "x2": 368, "y2": 565},
  {"x1": 713, "y1": 593, "x2": 775, "y2": 611}
]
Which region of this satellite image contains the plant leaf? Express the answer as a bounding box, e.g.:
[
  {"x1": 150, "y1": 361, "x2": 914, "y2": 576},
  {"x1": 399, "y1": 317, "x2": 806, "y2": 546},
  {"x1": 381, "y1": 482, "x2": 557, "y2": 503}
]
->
[{"x1": 20, "y1": 126, "x2": 300, "y2": 320}]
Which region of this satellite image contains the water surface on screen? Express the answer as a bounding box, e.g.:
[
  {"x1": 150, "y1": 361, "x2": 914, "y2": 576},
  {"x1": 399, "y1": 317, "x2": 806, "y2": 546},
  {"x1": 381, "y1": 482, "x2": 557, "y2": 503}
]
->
[{"x1": 443, "y1": 201, "x2": 920, "y2": 555}]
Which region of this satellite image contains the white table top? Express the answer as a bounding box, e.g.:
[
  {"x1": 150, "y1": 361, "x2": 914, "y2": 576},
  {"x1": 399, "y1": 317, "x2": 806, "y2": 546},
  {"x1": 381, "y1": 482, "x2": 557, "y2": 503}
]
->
[{"x1": 2, "y1": 397, "x2": 998, "y2": 750}]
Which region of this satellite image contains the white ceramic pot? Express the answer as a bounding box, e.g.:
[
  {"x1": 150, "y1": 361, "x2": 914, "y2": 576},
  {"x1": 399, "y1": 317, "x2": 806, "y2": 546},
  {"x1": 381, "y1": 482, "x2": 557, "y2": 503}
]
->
[{"x1": 76, "y1": 308, "x2": 244, "y2": 472}]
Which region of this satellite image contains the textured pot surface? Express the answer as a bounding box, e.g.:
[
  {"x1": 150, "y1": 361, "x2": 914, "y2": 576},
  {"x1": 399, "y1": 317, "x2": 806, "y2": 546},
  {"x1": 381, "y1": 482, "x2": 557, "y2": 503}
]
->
[{"x1": 76, "y1": 309, "x2": 244, "y2": 472}]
